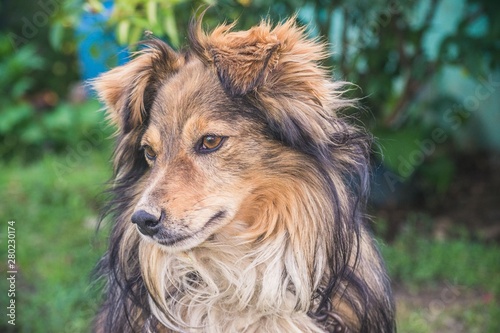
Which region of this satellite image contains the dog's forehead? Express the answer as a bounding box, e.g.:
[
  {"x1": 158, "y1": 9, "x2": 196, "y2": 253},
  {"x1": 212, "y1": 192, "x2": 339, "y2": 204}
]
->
[{"x1": 149, "y1": 59, "x2": 233, "y2": 131}]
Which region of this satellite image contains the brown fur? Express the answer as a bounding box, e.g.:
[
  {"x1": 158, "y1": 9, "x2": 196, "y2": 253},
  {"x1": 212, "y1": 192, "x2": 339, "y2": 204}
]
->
[{"x1": 92, "y1": 16, "x2": 395, "y2": 333}]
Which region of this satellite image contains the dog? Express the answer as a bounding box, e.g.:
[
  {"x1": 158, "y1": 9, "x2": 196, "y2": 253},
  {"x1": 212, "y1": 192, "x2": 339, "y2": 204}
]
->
[{"x1": 92, "y1": 15, "x2": 395, "y2": 333}]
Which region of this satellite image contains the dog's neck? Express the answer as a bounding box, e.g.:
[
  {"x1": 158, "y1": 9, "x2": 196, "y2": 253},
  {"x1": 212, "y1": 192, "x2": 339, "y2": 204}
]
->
[{"x1": 138, "y1": 223, "x2": 331, "y2": 332}]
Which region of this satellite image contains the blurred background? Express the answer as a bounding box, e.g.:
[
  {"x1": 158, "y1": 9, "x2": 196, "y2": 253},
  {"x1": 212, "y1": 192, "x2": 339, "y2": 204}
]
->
[{"x1": 1, "y1": 0, "x2": 499, "y2": 332}]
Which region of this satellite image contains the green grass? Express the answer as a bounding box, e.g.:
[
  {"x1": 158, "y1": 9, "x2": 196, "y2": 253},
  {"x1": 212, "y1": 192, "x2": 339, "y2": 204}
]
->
[
  {"x1": 0, "y1": 144, "x2": 112, "y2": 333},
  {"x1": 380, "y1": 219, "x2": 500, "y2": 333},
  {"x1": 382, "y1": 232, "x2": 500, "y2": 294},
  {"x1": 1, "y1": 138, "x2": 499, "y2": 332}
]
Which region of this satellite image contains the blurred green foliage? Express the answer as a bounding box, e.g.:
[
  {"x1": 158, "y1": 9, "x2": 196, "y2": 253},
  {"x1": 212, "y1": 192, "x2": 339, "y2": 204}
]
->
[
  {"x1": 92, "y1": 0, "x2": 315, "y2": 47},
  {"x1": 0, "y1": 0, "x2": 81, "y2": 96},
  {"x1": 111, "y1": 0, "x2": 198, "y2": 47},
  {"x1": 0, "y1": 94, "x2": 108, "y2": 161},
  {"x1": 0, "y1": 37, "x2": 45, "y2": 99},
  {"x1": 324, "y1": 0, "x2": 500, "y2": 196},
  {"x1": 0, "y1": 0, "x2": 94, "y2": 161}
]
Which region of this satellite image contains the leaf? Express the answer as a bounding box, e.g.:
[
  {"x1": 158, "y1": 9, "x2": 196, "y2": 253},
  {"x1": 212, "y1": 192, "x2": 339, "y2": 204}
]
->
[
  {"x1": 49, "y1": 22, "x2": 65, "y2": 51},
  {"x1": 0, "y1": 103, "x2": 34, "y2": 134},
  {"x1": 146, "y1": 0, "x2": 158, "y2": 26},
  {"x1": 20, "y1": 122, "x2": 45, "y2": 144},
  {"x1": 117, "y1": 20, "x2": 130, "y2": 45},
  {"x1": 12, "y1": 78, "x2": 34, "y2": 98},
  {"x1": 163, "y1": 6, "x2": 179, "y2": 47}
]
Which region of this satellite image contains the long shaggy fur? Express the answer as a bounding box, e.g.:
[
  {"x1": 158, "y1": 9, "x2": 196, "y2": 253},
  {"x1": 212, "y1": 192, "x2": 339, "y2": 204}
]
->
[{"x1": 92, "y1": 15, "x2": 395, "y2": 333}]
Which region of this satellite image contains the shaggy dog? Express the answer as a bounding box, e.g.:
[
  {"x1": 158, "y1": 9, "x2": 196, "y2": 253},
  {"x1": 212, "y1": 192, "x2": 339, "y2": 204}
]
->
[{"x1": 92, "y1": 15, "x2": 395, "y2": 333}]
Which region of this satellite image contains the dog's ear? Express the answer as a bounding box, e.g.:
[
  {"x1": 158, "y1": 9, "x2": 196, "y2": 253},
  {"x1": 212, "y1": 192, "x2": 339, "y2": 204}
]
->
[
  {"x1": 189, "y1": 20, "x2": 282, "y2": 96},
  {"x1": 92, "y1": 40, "x2": 181, "y2": 133},
  {"x1": 211, "y1": 31, "x2": 281, "y2": 96}
]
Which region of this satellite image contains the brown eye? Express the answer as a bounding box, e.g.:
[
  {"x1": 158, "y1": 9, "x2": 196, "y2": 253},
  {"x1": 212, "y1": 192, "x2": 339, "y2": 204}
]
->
[
  {"x1": 197, "y1": 135, "x2": 226, "y2": 154},
  {"x1": 143, "y1": 145, "x2": 157, "y2": 161}
]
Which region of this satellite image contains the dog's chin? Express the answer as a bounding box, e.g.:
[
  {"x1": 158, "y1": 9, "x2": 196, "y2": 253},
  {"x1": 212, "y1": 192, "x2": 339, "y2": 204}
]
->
[{"x1": 136, "y1": 210, "x2": 228, "y2": 252}]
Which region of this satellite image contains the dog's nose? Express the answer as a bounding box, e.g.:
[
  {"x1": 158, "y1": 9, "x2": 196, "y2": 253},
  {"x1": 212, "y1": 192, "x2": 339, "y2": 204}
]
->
[{"x1": 131, "y1": 210, "x2": 161, "y2": 236}]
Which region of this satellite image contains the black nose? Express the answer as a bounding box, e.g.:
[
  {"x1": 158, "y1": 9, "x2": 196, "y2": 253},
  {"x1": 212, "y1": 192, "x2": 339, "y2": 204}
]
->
[{"x1": 131, "y1": 210, "x2": 161, "y2": 236}]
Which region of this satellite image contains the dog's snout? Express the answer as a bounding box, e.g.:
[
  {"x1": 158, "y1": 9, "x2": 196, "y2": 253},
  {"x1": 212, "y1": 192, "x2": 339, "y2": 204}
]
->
[{"x1": 131, "y1": 210, "x2": 161, "y2": 236}]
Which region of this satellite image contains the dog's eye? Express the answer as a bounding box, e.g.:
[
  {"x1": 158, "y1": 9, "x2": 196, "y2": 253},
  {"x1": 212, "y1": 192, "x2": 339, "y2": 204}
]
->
[
  {"x1": 143, "y1": 145, "x2": 157, "y2": 161},
  {"x1": 197, "y1": 135, "x2": 226, "y2": 154}
]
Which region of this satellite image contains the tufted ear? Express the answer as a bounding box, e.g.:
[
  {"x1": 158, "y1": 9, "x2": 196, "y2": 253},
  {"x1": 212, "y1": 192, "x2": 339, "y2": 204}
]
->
[
  {"x1": 189, "y1": 21, "x2": 282, "y2": 96},
  {"x1": 92, "y1": 39, "x2": 181, "y2": 133}
]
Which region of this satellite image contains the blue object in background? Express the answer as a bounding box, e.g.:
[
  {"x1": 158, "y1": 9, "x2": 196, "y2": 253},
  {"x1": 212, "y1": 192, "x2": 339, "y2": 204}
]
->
[{"x1": 75, "y1": 0, "x2": 129, "y2": 83}]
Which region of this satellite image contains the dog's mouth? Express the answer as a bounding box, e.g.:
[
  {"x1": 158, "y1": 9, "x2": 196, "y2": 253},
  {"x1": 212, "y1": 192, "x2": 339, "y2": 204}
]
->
[{"x1": 148, "y1": 210, "x2": 227, "y2": 247}]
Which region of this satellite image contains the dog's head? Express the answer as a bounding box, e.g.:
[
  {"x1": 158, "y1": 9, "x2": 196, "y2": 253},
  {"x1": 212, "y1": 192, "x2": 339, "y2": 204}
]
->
[{"x1": 94, "y1": 18, "x2": 363, "y2": 252}]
